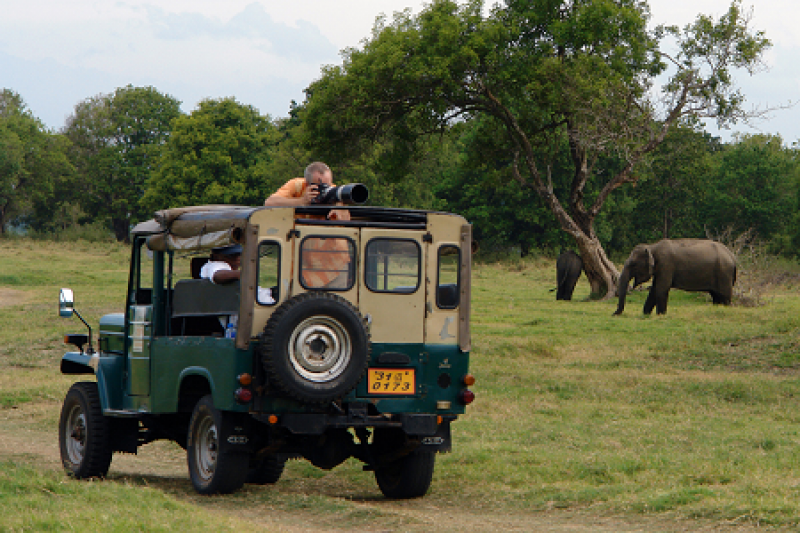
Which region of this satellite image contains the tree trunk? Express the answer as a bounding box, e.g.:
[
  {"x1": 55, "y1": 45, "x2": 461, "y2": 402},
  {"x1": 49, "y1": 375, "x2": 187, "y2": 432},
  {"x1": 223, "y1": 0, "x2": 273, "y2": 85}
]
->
[{"x1": 575, "y1": 235, "x2": 619, "y2": 299}]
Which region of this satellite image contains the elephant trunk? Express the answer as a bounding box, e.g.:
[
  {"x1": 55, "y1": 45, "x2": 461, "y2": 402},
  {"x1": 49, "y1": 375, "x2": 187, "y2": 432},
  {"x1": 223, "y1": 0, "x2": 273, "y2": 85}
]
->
[{"x1": 614, "y1": 266, "x2": 631, "y2": 315}]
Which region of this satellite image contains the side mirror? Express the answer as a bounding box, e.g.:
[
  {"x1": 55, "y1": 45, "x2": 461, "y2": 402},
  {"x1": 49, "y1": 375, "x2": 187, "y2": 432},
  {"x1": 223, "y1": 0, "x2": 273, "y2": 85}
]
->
[{"x1": 59, "y1": 288, "x2": 74, "y2": 318}]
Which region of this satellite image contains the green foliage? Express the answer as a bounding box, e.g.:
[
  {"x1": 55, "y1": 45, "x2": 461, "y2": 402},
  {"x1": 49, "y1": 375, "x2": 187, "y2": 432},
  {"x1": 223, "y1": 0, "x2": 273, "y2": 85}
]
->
[
  {"x1": 142, "y1": 98, "x2": 279, "y2": 210},
  {"x1": 702, "y1": 134, "x2": 800, "y2": 248},
  {"x1": 63, "y1": 85, "x2": 182, "y2": 241},
  {"x1": 0, "y1": 89, "x2": 74, "y2": 235}
]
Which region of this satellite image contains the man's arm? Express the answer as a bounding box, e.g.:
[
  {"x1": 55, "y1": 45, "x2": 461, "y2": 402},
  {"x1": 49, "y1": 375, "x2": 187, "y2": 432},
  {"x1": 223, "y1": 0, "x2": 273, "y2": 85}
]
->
[
  {"x1": 264, "y1": 194, "x2": 307, "y2": 207},
  {"x1": 212, "y1": 269, "x2": 241, "y2": 283},
  {"x1": 265, "y1": 181, "x2": 318, "y2": 206}
]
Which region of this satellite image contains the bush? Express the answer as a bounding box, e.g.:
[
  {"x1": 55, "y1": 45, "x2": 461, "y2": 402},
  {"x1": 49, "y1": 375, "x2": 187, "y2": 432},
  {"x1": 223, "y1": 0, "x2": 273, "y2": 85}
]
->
[{"x1": 28, "y1": 221, "x2": 116, "y2": 243}]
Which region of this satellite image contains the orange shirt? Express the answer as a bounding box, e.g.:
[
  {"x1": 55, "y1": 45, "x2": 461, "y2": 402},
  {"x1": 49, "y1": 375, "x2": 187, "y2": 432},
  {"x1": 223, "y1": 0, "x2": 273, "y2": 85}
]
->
[{"x1": 273, "y1": 177, "x2": 311, "y2": 200}]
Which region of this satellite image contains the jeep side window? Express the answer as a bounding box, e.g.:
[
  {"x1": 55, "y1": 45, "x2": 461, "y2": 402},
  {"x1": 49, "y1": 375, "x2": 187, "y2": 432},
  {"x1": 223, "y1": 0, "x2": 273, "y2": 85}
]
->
[
  {"x1": 299, "y1": 237, "x2": 355, "y2": 290},
  {"x1": 257, "y1": 242, "x2": 280, "y2": 305},
  {"x1": 132, "y1": 238, "x2": 155, "y2": 305},
  {"x1": 365, "y1": 239, "x2": 420, "y2": 293},
  {"x1": 437, "y1": 245, "x2": 460, "y2": 309}
]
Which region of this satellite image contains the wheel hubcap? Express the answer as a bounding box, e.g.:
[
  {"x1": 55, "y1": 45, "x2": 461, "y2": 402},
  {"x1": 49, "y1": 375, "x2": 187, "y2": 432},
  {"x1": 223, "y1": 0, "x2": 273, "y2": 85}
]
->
[
  {"x1": 195, "y1": 416, "x2": 218, "y2": 482},
  {"x1": 65, "y1": 405, "x2": 86, "y2": 465},
  {"x1": 289, "y1": 316, "x2": 352, "y2": 382}
]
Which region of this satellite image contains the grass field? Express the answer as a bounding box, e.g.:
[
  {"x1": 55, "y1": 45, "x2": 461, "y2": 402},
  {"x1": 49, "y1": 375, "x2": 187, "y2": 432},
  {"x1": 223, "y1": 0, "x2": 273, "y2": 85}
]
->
[{"x1": 2, "y1": 239, "x2": 800, "y2": 531}]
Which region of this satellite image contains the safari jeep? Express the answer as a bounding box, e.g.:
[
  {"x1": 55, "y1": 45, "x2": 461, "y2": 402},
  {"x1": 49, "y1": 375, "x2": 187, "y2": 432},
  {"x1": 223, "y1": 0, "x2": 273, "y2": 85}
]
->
[{"x1": 58, "y1": 204, "x2": 474, "y2": 497}]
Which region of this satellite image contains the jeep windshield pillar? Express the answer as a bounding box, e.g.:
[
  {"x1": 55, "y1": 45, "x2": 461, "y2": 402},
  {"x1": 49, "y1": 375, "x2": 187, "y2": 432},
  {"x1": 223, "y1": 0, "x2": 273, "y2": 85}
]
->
[{"x1": 58, "y1": 204, "x2": 475, "y2": 498}]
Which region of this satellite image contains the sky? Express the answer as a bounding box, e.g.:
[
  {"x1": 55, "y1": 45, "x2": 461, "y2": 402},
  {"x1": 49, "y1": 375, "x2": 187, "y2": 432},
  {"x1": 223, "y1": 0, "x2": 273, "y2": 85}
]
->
[{"x1": 1, "y1": 0, "x2": 797, "y2": 143}]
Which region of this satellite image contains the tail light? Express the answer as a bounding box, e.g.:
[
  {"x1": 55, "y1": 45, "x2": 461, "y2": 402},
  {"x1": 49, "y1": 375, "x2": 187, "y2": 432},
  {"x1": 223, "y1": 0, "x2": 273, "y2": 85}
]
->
[
  {"x1": 459, "y1": 389, "x2": 475, "y2": 405},
  {"x1": 234, "y1": 387, "x2": 253, "y2": 404}
]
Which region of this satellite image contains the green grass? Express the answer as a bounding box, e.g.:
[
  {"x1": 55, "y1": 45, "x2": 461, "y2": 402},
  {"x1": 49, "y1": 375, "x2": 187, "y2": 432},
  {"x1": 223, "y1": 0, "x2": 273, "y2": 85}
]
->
[
  {"x1": 0, "y1": 461, "x2": 241, "y2": 531},
  {"x1": 3, "y1": 240, "x2": 800, "y2": 530}
]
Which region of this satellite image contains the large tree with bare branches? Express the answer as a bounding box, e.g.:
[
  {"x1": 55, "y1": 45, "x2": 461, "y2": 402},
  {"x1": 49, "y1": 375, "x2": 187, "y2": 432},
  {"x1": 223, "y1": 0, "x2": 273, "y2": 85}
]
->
[{"x1": 302, "y1": 0, "x2": 770, "y2": 297}]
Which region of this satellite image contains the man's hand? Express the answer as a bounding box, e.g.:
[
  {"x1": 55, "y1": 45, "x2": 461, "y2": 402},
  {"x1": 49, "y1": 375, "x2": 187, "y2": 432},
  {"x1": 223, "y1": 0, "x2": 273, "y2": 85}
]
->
[
  {"x1": 302, "y1": 183, "x2": 319, "y2": 205},
  {"x1": 327, "y1": 208, "x2": 351, "y2": 221}
]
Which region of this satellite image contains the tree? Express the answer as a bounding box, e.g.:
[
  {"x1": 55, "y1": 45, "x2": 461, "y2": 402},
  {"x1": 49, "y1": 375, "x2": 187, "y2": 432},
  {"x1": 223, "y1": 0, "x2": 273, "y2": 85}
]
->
[
  {"x1": 301, "y1": 0, "x2": 770, "y2": 297},
  {"x1": 64, "y1": 85, "x2": 182, "y2": 241},
  {"x1": 702, "y1": 134, "x2": 800, "y2": 248},
  {"x1": 0, "y1": 89, "x2": 74, "y2": 235},
  {"x1": 142, "y1": 98, "x2": 279, "y2": 211},
  {"x1": 600, "y1": 124, "x2": 721, "y2": 252}
]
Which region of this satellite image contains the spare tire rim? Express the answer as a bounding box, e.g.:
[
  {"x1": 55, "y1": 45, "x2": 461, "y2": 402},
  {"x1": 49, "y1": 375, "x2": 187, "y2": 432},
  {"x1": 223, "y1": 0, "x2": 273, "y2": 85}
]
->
[{"x1": 289, "y1": 315, "x2": 352, "y2": 383}]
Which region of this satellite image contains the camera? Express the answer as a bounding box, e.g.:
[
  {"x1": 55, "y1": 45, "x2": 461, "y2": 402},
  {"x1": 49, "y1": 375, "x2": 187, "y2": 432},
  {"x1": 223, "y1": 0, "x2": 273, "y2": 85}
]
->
[{"x1": 312, "y1": 183, "x2": 370, "y2": 205}]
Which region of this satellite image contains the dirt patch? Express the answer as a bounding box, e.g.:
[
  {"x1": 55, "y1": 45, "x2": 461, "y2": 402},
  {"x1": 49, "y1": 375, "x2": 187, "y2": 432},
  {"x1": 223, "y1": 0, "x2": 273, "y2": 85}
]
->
[{"x1": 0, "y1": 288, "x2": 26, "y2": 308}]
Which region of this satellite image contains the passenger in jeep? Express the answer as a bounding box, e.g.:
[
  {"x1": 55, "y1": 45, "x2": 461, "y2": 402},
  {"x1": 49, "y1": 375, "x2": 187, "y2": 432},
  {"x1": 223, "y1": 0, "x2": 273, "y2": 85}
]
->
[{"x1": 200, "y1": 244, "x2": 242, "y2": 284}]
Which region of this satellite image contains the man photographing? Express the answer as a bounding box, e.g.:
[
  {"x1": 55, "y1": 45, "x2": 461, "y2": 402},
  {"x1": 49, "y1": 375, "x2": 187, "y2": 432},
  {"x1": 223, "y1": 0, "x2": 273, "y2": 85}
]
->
[{"x1": 264, "y1": 161, "x2": 351, "y2": 221}]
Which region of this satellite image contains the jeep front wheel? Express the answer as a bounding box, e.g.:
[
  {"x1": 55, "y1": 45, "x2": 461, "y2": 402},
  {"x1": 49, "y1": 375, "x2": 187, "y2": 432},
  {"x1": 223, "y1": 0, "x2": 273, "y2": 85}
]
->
[
  {"x1": 59, "y1": 382, "x2": 112, "y2": 479},
  {"x1": 259, "y1": 293, "x2": 370, "y2": 404},
  {"x1": 187, "y1": 395, "x2": 249, "y2": 494}
]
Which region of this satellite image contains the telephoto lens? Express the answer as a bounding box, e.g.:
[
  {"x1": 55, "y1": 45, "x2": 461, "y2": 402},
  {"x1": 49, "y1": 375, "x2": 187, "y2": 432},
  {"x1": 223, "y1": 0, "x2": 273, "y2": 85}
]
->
[{"x1": 315, "y1": 183, "x2": 369, "y2": 205}]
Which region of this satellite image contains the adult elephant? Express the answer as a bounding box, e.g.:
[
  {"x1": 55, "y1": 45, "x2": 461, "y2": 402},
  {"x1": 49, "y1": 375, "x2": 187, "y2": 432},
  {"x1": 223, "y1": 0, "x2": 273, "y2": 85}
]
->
[
  {"x1": 613, "y1": 239, "x2": 736, "y2": 316},
  {"x1": 556, "y1": 250, "x2": 583, "y2": 300}
]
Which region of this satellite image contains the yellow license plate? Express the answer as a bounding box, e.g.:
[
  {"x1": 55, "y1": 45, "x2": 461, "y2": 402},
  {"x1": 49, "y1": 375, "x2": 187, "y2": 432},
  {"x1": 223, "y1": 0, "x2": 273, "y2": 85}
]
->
[{"x1": 367, "y1": 368, "x2": 416, "y2": 395}]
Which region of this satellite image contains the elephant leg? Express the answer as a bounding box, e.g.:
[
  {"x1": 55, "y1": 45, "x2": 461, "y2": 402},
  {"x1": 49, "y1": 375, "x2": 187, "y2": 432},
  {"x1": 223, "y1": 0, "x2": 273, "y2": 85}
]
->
[
  {"x1": 565, "y1": 280, "x2": 577, "y2": 300},
  {"x1": 655, "y1": 292, "x2": 669, "y2": 314},
  {"x1": 709, "y1": 291, "x2": 723, "y2": 304},
  {"x1": 556, "y1": 283, "x2": 566, "y2": 300},
  {"x1": 564, "y1": 273, "x2": 579, "y2": 300},
  {"x1": 720, "y1": 285, "x2": 733, "y2": 305},
  {"x1": 643, "y1": 288, "x2": 657, "y2": 315}
]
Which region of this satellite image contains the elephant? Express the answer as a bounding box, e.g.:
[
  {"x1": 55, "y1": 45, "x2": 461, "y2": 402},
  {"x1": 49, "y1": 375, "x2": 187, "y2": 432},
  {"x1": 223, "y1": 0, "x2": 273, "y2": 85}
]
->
[
  {"x1": 556, "y1": 250, "x2": 583, "y2": 301},
  {"x1": 613, "y1": 239, "x2": 736, "y2": 315}
]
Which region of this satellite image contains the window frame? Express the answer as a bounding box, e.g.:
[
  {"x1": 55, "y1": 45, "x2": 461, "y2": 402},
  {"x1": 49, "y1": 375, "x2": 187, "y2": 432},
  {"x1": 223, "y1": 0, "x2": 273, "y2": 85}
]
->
[
  {"x1": 298, "y1": 235, "x2": 357, "y2": 291},
  {"x1": 436, "y1": 244, "x2": 461, "y2": 309},
  {"x1": 364, "y1": 237, "x2": 422, "y2": 294},
  {"x1": 256, "y1": 240, "x2": 281, "y2": 306}
]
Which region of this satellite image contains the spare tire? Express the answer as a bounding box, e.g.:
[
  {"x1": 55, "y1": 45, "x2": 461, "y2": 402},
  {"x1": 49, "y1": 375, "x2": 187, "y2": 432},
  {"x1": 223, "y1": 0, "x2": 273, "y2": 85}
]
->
[{"x1": 259, "y1": 292, "x2": 370, "y2": 404}]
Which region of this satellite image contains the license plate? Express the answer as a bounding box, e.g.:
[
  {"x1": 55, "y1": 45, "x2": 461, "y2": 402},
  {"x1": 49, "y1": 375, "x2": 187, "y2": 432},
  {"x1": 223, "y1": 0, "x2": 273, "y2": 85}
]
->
[{"x1": 367, "y1": 368, "x2": 416, "y2": 395}]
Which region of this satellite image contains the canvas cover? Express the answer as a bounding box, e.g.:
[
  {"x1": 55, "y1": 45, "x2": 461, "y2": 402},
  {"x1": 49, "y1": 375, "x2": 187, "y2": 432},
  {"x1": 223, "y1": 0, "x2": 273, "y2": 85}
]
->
[{"x1": 131, "y1": 205, "x2": 257, "y2": 252}]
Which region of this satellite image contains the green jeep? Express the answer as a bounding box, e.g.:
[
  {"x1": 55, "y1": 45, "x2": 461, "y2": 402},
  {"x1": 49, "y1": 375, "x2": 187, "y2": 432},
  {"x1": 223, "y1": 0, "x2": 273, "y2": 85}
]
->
[{"x1": 58, "y1": 204, "x2": 475, "y2": 497}]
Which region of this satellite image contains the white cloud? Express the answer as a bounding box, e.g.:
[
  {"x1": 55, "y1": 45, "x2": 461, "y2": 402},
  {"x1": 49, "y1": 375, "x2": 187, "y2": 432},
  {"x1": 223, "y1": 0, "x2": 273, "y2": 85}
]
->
[{"x1": 0, "y1": 0, "x2": 796, "y2": 142}]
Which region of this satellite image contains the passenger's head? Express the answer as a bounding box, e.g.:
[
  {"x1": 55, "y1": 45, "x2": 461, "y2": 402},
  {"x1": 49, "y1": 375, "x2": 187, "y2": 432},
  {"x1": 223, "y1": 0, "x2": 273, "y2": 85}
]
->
[
  {"x1": 304, "y1": 161, "x2": 333, "y2": 186},
  {"x1": 210, "y1": 244, "x2": 242, "y2": 270}
]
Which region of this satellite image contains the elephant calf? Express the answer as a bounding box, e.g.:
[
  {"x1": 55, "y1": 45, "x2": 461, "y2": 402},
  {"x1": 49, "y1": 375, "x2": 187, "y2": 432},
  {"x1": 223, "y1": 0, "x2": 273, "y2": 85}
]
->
[
  {"x1": 614, "y1": 239, "x2": 736, "y2": 315},
  {"x1": 556, "y1": 250, "x2": 583, "y2": 300}
]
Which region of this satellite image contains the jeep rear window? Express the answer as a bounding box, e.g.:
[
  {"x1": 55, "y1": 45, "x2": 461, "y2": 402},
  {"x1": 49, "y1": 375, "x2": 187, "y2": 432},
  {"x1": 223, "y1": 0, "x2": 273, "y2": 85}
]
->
[
  {"x1": 299, "y1": 237, "x2": 355, "y2": 290},
  {"x1": 257, "y1": 241, "x2": 280, "y2": 305},
  {"x1": 437, "y1": 245, "x2": 460, "y2": 309},
  {"x1": 365, "y1": 239, "x2": 420, "y2": 293}
]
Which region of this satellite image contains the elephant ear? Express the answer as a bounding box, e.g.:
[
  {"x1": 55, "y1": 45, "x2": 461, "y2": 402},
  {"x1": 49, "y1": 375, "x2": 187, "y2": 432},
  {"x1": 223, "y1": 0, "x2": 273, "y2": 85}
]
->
[{"x1": 646, "y1": 247, "x2": 655, "y2": 277}]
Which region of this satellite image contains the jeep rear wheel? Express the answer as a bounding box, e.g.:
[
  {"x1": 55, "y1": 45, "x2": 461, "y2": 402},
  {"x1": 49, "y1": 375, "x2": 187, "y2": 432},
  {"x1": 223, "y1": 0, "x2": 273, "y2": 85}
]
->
[
  {"x1": 246, "y1": 454, "x2": 286, "y2": 484},
  {"x1": 187, "y1": 395, "x2": 249, "y2": 494},
  {"x1": 59, "y1": 382, "x2": 113, "y2": 479},
  {"x1": 375, "y1": 450, "x2": 436, "y2": 499},
  {"x1": 259, "y1": 293, "x2": 370, "y2": 404}
]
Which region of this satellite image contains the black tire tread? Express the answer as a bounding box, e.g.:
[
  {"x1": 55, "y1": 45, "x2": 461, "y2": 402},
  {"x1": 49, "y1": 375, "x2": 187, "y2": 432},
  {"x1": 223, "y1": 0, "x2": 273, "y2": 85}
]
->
[
  {"x1": 375, "y1": 450, "x2": 435, "y2": 499},
  {"x1": 59, "y1": 381, "x2": 113, "y2": 479},
  {"x1": 187, "y1": 395, "x2": 249, "y2": 495},
  {"x1": 246, "y1": 454, "x2": 286, "y2": 484}
]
